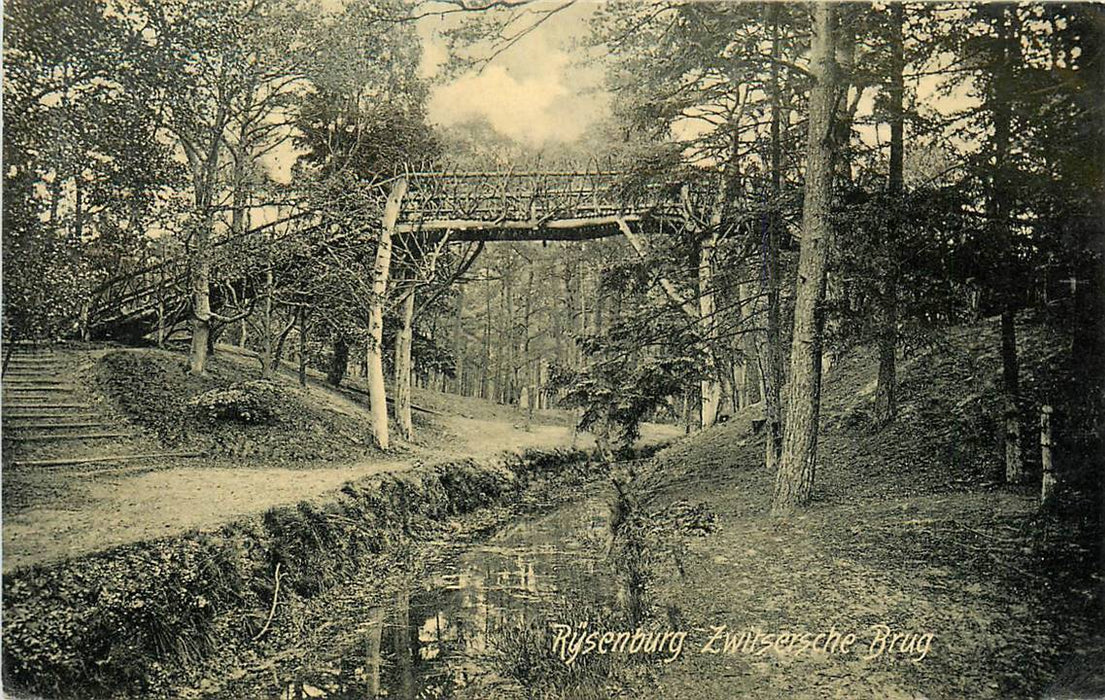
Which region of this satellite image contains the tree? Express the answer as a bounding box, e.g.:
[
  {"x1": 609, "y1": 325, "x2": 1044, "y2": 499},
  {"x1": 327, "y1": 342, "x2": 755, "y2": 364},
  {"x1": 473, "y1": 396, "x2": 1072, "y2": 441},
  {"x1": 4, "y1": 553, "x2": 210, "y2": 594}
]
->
[
  {"x1": 933, "y1": 3, "x2": 1102, "y2": 484},
  {"x1": 771, "y1": 2, "x2": 851, "y2": 514},
  {"x1": 552, "y1": 259, "x2": 701, "y2": 458},
  {"x1": 588, "y1": 2, "x2": 813, "y2": 432},
  {"x1": 293, "y1": 70, "x2": 438, "y2": 448},
  {"x1": 873, "y1": 2, "x2": 906, "y2": 425},
  {"x1": 3, "y1": 0, "x2": 173, "y2": 341}
]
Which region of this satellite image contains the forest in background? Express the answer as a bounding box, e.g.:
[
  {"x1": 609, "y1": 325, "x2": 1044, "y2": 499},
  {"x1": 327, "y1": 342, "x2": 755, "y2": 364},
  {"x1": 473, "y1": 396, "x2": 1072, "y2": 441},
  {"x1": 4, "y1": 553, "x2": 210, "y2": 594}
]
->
[{"x1": 3, "y1": 1, "x2": 1103, "y2": 514}]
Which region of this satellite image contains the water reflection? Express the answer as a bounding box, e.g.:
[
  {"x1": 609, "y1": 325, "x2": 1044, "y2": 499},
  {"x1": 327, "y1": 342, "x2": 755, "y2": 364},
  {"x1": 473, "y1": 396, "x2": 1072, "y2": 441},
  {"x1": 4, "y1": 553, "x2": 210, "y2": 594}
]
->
[{"x1": 278, "y1": 493, "x2": 613, "y2": 699}]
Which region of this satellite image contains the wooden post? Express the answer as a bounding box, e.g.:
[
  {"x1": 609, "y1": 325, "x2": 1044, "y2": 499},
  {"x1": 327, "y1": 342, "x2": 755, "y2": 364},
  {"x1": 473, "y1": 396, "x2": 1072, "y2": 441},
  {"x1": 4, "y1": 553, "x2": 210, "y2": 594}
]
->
[
  {"x1": 1040, "y1": 404, "x2": 1055, "y2": 507},
  {"x1": 156, "y1": 297, "x2": 165, "y2": 348},
  {"x1": 157, "y1": 268, "x2": 166, "y2": 348},
  {"x1": 298, "y1": 307, "x2": 307, "y2": 388}
]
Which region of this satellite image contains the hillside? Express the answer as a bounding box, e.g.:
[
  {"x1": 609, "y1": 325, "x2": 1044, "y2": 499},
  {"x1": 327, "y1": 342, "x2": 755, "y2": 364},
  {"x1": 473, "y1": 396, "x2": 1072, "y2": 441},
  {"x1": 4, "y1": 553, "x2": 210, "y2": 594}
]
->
[{"x1": 608, "y1": 313, "x2": 1103, "y2": 699}]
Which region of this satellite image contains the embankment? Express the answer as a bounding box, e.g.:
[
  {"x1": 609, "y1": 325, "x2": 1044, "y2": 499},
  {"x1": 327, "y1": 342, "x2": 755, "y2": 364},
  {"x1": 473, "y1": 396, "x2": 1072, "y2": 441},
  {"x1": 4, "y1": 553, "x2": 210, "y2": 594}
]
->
[{"x1": 1, "y1": 444, "x2": 662, "y2": 699}]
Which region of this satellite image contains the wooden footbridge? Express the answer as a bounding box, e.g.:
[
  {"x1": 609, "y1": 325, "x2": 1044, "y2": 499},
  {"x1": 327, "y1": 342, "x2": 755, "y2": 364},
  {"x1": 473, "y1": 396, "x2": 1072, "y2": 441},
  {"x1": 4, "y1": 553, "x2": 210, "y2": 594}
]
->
[{"x1": 87, "y1": 169, "x2": 711, "y2": 339}]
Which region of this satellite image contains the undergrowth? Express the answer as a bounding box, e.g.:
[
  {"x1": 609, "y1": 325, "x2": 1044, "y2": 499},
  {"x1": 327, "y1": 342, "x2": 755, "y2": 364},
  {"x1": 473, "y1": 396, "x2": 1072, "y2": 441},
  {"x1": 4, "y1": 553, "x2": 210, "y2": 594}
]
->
[
  {"x1": 0, "y1": 447, "x2": 613, "y2": 699},
  {"x1": 96, "y1": 349, "x2": 377, "y2": 463}
]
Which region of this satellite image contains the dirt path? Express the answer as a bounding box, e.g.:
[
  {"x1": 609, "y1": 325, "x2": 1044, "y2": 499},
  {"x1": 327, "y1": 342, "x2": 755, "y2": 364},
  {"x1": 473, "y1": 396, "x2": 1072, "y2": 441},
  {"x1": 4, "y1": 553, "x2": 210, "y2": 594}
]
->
[
  {"x1": 2, "y1": 461, "x2": 409, "y2": 571},
  {"x1": 428, "y1": 415, "x2": 682, "y2": 461},
  {"x1": 1, "y1": 408, "x2": 681, "y2": 572},
  {"x1": 1, "y1": 344, "x2": 683, "y2": 572}
]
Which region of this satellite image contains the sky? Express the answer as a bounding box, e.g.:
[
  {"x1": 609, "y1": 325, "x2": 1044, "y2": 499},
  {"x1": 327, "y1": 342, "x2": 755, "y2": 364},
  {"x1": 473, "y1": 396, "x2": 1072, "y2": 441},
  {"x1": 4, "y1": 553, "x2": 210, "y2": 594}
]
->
[
  {"x1": 417, "y1": 1, "x2": 611, "y2": 146},
  {"x1": 251, "y1": 2, "x2": 981, "y2": 181}
]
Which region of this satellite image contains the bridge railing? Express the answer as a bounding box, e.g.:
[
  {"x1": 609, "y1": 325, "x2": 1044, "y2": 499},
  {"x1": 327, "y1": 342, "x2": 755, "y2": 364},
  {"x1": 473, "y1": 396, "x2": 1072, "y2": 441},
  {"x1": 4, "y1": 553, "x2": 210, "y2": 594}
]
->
[{"x1": 400, "y1": 170, "x2": 690, "y2": 226}]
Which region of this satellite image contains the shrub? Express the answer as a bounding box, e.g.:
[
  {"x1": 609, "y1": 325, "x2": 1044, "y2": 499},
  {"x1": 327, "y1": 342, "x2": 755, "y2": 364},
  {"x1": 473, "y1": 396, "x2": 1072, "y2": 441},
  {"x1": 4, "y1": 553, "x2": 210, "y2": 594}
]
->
[{"x1": 185, "y1": 380, "x2": 284, "y2": 425}]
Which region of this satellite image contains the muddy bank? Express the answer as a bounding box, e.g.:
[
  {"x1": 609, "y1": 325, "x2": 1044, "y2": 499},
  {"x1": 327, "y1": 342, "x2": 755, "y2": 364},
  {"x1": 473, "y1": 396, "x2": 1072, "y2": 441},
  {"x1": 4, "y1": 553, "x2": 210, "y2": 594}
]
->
[{"x1": 1, "y1": 444, "x2": 665, "y2": 699}]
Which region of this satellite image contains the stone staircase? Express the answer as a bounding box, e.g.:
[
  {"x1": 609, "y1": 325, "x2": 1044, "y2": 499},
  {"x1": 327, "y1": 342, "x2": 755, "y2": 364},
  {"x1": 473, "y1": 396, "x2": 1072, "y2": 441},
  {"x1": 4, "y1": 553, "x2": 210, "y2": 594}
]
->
[{"x1": 2, "y1": 343, "x2": 199, "y2": 469}]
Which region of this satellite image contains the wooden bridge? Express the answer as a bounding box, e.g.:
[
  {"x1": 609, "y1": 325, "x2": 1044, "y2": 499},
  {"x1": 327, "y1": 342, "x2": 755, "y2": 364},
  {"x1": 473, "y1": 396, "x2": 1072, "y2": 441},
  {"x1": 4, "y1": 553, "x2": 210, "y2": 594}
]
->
[
  {"x1": 395, "y1": 170, "x2": 703, "y2": 239},
  {"x1": 86, "y1": 169, "x2": 709, "y2": 339}
]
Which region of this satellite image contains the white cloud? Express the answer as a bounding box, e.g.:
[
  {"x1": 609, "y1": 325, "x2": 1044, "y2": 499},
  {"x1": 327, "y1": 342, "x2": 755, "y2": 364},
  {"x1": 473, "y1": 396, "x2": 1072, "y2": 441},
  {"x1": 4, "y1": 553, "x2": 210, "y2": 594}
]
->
[
  {"x1": 421, "y1": 2, "x2": 608, "y2": 147},
  {"x1": 430, "y1": 61, "x2": 599, "y2": 145}
]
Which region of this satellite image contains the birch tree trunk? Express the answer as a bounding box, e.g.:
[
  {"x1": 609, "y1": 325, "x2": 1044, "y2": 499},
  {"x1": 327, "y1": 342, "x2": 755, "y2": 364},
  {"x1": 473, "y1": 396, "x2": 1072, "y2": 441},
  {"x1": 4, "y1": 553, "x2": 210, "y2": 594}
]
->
[
  {"x1": 366, "y1": 177, "x2": 407, "y2": 450},
  {"x1": 394, "y1": 289, "x2": 415, "y2": 441},
  {"x1": 772, "y1": 2, "x2": 846, "y2": 513}
]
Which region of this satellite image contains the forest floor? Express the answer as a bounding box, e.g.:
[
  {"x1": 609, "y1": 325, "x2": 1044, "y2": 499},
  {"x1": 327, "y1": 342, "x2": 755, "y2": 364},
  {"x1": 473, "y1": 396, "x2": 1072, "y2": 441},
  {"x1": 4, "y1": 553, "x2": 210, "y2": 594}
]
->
[
  {"x1": 607, "y1": 315, "x2": 1104, "y2": 699},
  {"x1": 0, "y1": 344, "x2": 680, "y2": 572}
]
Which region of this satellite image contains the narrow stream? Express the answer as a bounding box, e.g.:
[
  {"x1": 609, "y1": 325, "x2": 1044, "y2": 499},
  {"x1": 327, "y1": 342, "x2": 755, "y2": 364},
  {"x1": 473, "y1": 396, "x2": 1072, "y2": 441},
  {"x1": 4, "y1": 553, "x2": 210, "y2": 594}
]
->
[{"x1": 223, "y1": 482, "x2": 621, "y2": 699}]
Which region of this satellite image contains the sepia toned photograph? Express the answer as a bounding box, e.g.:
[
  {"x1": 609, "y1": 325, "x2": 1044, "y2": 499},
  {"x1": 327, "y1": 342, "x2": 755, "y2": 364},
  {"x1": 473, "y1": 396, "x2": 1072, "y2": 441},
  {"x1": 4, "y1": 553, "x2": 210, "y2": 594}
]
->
[{"x1": 2, "y1": 1, "x2": 1103, "y2": 698}]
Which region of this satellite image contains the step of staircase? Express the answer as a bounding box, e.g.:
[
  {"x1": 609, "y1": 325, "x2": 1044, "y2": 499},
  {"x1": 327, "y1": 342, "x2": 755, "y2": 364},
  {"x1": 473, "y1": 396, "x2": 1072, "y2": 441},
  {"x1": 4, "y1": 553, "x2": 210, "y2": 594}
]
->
[
  {"x1": 12, "y1": 431, "x2": 135, "y2": 442},
  {"x1": 5, "y1": 422, "x2": 116, "y2": 430},
  {"x1": 11, "y1": 451, "x2": 203, "y2": 468},
  {"x1": 2, "y1": 403, "x2": 92, "y2": 409},
  {"x1": 3, "y1": 412, "x2": 99, "y2": 420},
  {"x1": 2, "y1": 346, "x2": 171, "y2": 469},
  {"x1": 3, "y1": 365, "x2": 64, "y2": 371},
  {"x1": 4, "y1": 385, "x2": 74, "y2": 391}
]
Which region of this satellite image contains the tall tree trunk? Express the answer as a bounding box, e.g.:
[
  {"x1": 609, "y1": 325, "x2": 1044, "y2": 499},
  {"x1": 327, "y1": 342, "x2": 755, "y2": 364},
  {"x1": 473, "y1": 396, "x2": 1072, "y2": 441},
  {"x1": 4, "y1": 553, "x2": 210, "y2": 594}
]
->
[
  {"x1": 699, "y1": 225, "x2": 721, "y2": 427},
  {"x1": 188, "y1": 176, "x2": 215, "y2": 375},
  {"x1": 505, "y1": 258, "x2": 516, "y2": 403},
  {"x1": 366, "y1": 177, "x2": 407, "y2": 450},
  {"x1": 523, "y1": 266, "x2": 535, "y2": 420},
  {"x1": 230, "y1": 143, "x2": 249, "y2": 238},
  {"x1": 578, "y1": 247, "x2": 588, "y2": 368},
  {"x1": 1001, "y1": 309, "x2": 1025, "y2": 482},
  {"x1": 482, "y1": 274, "x2": 492, "y2": 400},
  {"x1": 738, "y1": 281, "x2": 760, "y2": 409},
  {"x1": 762, "y1": 1, "x2": 786, "y2": 470},
  {"x1": 328, "y1": 336, "x2": 349, "y2": 387},
  {"x1": 772, "y1": 2, "x2": 846, "y2": 514},
  {"x1": 395, "y1": 289, "x2": 415, "y2": 441},
  {"x1": 989, "y1": 7, "x2": 1026, "y2": 483},
  {"x1": 189, "y1": 237, "x2": 212, "y2": 375},
  {"x1": 185, "y1": 114, "x2": 226, "y2": 376},
  {"x1": 874, "y1": 2, "x2": 905, "y2": 425}
]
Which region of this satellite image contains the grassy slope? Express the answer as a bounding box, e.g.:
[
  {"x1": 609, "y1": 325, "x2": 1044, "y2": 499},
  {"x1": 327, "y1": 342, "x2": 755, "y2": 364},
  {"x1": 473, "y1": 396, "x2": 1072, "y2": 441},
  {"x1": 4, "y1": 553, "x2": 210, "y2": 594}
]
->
[
  {"x1": 96, "y1": 348, "x2": 386, "y2": 465},
  {"x1": 625, "y1": 315, "x2": 1101, "y2": 700},
  {"x1": 94, "y1": 344, "x2": 584, "y2": 461}
]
